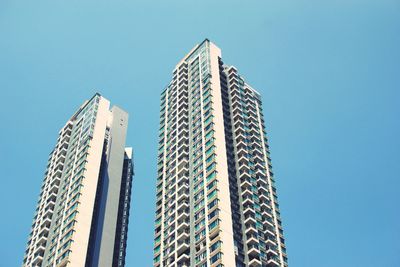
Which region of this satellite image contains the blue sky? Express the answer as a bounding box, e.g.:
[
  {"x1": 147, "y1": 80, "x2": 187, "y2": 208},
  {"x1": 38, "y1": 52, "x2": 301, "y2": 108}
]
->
[{"x1": 1, "y1": 0, "x2": 399, "y2": 266}]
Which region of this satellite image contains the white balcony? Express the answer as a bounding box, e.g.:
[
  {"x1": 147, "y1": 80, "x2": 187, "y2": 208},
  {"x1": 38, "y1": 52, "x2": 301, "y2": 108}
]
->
[
  {"x1": 248, "y1": 257, "x2": 262, "y2": 267},
  {"x1": 267, "y1": 257, "x2": 280, "y2": 267},
  {"x1": 176, "y1": 239, "x2": 189, "y2": 255}
]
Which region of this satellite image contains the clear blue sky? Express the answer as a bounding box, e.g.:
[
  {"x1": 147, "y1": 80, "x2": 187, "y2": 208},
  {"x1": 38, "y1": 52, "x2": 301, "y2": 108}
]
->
[{"x1": 0, "y1": 0, "x2": 399, "y2": 266}]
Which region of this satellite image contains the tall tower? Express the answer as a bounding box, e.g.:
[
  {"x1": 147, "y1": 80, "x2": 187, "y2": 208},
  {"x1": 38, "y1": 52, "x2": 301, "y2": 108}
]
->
[
  {"x1": 22, "y1": 93, "x2": 134, "y2": 267},
  {"x1": 153, "y1": 39, "x2": 288, "y2": 267}
]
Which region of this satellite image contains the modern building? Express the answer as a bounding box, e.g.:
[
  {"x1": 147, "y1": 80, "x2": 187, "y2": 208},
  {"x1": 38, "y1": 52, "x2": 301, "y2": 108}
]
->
[
  {"x1": 22, "y1": 93, "x2": 134, "y2": 267},
  {"x1": 153, "y1": 39, "x2": 288, "y2": 267}
]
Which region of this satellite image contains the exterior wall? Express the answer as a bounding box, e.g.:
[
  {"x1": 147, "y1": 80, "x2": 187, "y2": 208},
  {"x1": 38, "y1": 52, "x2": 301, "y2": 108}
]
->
[
  {"x1": 154, "y1": 40, "x2": 237, "y2": 267},
  {"x1": 207, "y1": 42, "x2": 235, "y2": 267},
  {"x1": 92, "y1": 106, "x2": 129, "y2": 267},
  {"x1": 112, "y1": 147, "x2": 134, "y2": 267},
  {"x1": 226, "y1": 66, "x2": 288, "y2": 266},
  {"x1": 154, "y1": 54, "x2": 191, "y2": 267},
  {"x1": 153, "y1": 40, "x2": 288, "y2": 267},
  {"x1": 22, "y1": 94, "x2": 132, "y2": 267},
  {"x1": 23, "y1": 122, "x2": 72, "y2": 266},
  {"x1": 67, "y1": 95, "x2": 110, "y2": 267}
]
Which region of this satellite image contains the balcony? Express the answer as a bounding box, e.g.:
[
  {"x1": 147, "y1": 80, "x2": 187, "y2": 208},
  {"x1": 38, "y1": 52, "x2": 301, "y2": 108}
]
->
[
  {"x1": 248, "y1": 257, "x2": 262, "y2": 267},
  {"x1": 31, "y1": 255, "x2": 43, "y2": 266},
  {"x1": 266, "y1": 245, "x2": 279, "y2": 257},
  {"x1": 244, "y1": 214, "x2": 257, "y2": 225},
  {"x1": 177, "y1": 252, "x2": 190, "y2": 267},
  {"x1": 242, "y1": 195, "x2": 254, "y2": 206},
  {"x1": 262, "y1": 210, "x2": 273, "y2": 220},
  {"x1": 246, "y1": 233, "x2": 258, "y2": 245},
  {"x1": 176, "y1": 209, "x2": 189, "y2": 223},
  {"x1": 244, "y1": 224, "x2": 257, "y2": 236},
  {"x1": 267, "y1": 256, "x2": 280, "y2": 267},
  {"x1": 231, "y1": 93, "x2": 241, "y2": 104},
  {"x1": 177, "y1": 188, "x2": 189, "y2": 202},
  {"x1": 232, "y1": 111, "x2": 244, "y2": 122},
  {"x1": 233, "y1": 118, "x2": 245, "y2": 130},
  {"x1": 264, "y1": 217, "x2": 275, "y2": 229},
  {"x1": 38, "y1": 225, "x2": 50, "y2": 237},
  {"x1": 41, "y1": 216, "x2": 51, "y2": 228},
  {"x1": 50, "y1": 175, "x2": 61, "y2": 187},
  {"x1": 37, "y1": 232, "x2": 48, "y2": 246},
  {"x1": 53, "y1": 168, "x2": 62, "y2": 179},
  {"x1": 176, "y1": 220, "x2": 189, "y2": 233},
  {"x1": 247, "y1": 243, "x2": 260, "y2": 257},
  {"x1": 241, "y1": 188, "x2": 253, "y2": 199},
  {"x1": 259, "y1": 193, "x2": 269, "y2": 203},
  {"x1": 240, "y1": 177, "x2": 252, "y2": 189},
  {"x1": 177, "y1": 174, "x2": 189, "y2": 185},
  {"x1": 238, "y1": 163, "x2": 250, "y2": 174},
  {"x1": 32, "y1": 245, "x2": 45, "y2": 265},
  {"x1": 45, "y1": 198, "x2": 55, "y2": 210},
  {"x1": 229, "y1": 75, "x2": 239, "y2": 85},
  {"x1": 250, "y1": 134, "x2": 261, "y2": 143},
  {"x1": 176, "y1": 239, "x2": 189, "y2": 255},
  {"x1": 258, "y1": 184, "x2": 268, "y2": 195},
  {"x1": 243, "y1": 205, "x2": 255, "y2": 217},
  {"x1": 265, "y1": 236, "x2": 277, "y2": 246},
  {"x1": 231, "y1": 105, "x2": 243, "y2": 118},
  {"x1": 177, "y1": 141, "x2": 189, "y2": 154},
  {"x1": 234, "y1": 123, "x2": 245, "y2": 136},
  {"x1": 260, "y1": 202, "x2": 272, "y2": 212},
  {"x1": 177, "y1": 183, "x2": 189, "y2": 195},
  {"x1": 177, "y1": 228, "x2": 189, "y2": 242},
  {"x1": 177, "y1": 165, "x2": 189, "y2": 178}
]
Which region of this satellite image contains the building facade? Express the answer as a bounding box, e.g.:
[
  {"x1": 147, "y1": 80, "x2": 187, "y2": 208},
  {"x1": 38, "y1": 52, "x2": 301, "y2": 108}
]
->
[
  {"x1": 153, "y1": 40, "x2": 288, "y2": 267},
  {"x1": 23, "y1": 93, "x2": 133, "y2": 267}
]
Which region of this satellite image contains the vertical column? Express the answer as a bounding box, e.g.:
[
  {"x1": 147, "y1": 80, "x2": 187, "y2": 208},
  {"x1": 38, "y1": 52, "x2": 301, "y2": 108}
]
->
[
  {"x1": 207, "y1": 42, "x2": 236, "y2": 267},
  {"x1": 154, "y1": 89, "x2": 168, "y2": 267}
]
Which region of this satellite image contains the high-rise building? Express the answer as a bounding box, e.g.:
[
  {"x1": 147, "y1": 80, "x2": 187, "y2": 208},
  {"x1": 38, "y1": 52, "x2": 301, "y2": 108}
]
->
[
  {"x1": 153, "y1": 39, "x2": 288, "y2": 267},
  {"x1": 23, "y1": 93, "x2": 134, "y2": 267}
]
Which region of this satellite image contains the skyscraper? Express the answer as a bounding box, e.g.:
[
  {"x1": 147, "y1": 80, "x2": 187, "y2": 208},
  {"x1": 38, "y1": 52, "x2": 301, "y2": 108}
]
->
[
  {"x1": 153, "y1": 39, "x2": 288, "y2": 267},
  {"x1": 22, "y1": 93, "x2": 134, "y2": 267}
]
